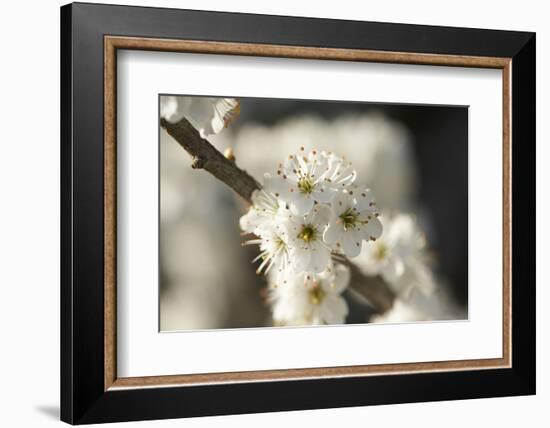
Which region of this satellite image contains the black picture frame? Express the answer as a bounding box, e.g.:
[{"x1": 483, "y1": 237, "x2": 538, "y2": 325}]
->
[{"x1": 61, "y1": 2, "x2": 535, "y2": 424}]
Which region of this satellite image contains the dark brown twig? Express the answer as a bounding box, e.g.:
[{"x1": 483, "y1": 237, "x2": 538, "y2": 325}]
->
[
  {"x1": 161, "y1": 118, "x2": 260, "y2": 201},
  {"x1": 333, "y1": 255, "x2": 395, "y2": 313}
]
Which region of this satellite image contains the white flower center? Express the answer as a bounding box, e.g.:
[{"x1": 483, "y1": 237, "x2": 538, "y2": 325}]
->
[
  {"x1": 374, "y1": 242, "x2": 388, "y2": 261},
  {"x1": 297, "y1": 175, "x2": 315, "y2": 194},
  {"x1": 339, "y1": 208, "x2": 359, "y2": 230},
  {"x1": 309, "y1": 286, "x2": 326, "y2": 305},
  {"x1": 298, "y1": 224, "x2": 318, "y2": 243}
]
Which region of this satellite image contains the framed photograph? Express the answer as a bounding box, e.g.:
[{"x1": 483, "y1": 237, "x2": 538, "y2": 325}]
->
[{"x1": 61, "y1": 2, "x2": 535, "y2": 424}]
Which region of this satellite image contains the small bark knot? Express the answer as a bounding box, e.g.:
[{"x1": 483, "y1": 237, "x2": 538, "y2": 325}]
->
[{"x1": 191, "y1": 155, "x2": 207, "y2": 169}]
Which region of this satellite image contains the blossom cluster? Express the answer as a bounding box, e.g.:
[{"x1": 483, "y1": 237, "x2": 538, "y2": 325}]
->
[
  {"x1": 227, "y1": 115, "x2": 446, "y2": 325},
  {"x1": 240, "y1": 148, "x2": 383, "y2": 325}
]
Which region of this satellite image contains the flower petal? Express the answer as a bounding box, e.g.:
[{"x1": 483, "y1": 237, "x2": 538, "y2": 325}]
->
[
  {"x1": 308, "y1": 244, "x2": 330, "y2": 273},
  {"x1": 239, "y1": 208, "x2": 261, "y2": 233},
  {"x1": 160, "y1": 96, "x2": 185, "y2": 123},
  {"x1": 290, "y1": 246, "x2": 311, "y2": 273},
  {"x1": 331, "y1": 264, "x2": 351, "y2": 293},
  {"x1": 312, "y1": 188, "x2": 334, "y2": 203},
  {"x1": 323, "y1": 222, "x2": 343, "y2": 244},
  {"x1": 363, "y1": 215, "x2": 383, "y2": 240},
  {"x1": 311, "y1": 203, "x2": 333, "y2": 225},
  {"x1": 263, "y1": 173, "x2": 289, "y2": 200},
  {"x1": 342, "y1": 233, "x2": 362, "y2": 258},
  {"x1": 355, "y1": 188, "x2": 377, "y2": 211},
  {"x1": 331, "y1": 192, "x2": 352, "y2": 214},
  {"x1": 186, "y1": 97, "x2": 239, "y2": 137},
  {"x1": 290, "y1": 195, "x2": 314, "y2": 216},
  {"x1": 382, "y1": 256, "x2": 405, "y2": 284},
  {"x1": 319, "y1": 295, "x2": 348, "y2": 324}
]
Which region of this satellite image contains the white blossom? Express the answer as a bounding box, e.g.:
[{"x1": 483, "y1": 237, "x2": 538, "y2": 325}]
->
[
  {"x1": 233, "y1": 114, "x2": 416, "y2": 210},
  {"x1": 284, "y1": 204, "x2": 333, "y2": 273},
  {"x1": 244, "y1": 221, "x2": 292, "y2": 283},
  {"x1": 355, "y1": 213, "x2": 436, "y2": 297},
  {"x1": 270, "y1": 263, "x2": 350, "y2": 326},
  {"x1": 240, "y1": 189, "x2": 296, "y2": 285},
  {"x1": 160, "y1": 96, "x2": 240, "y2": 138},
  {"x1": 324, "y1": 190, "x2": 383, "y2": 257},
  {"x1": 239, "y1": 189, "x2": 286, "y2": 235},
  {"x1": 239, "y1": 191, "x2": 289, "y2": 286},
  {"x1": 264, "y1": 149, "x2": 355, "y2": 216}
]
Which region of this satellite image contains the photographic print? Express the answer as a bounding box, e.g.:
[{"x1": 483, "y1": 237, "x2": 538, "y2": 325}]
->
[{"x1": 159, "y1": 95, "x2": 468, "y2": 331}]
